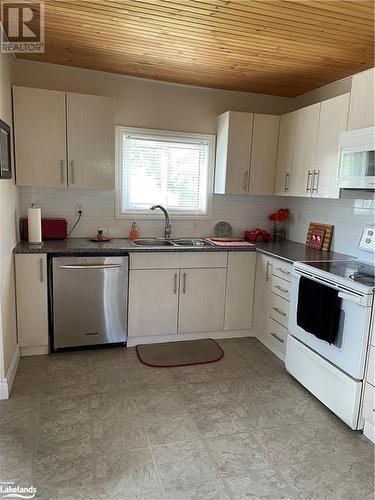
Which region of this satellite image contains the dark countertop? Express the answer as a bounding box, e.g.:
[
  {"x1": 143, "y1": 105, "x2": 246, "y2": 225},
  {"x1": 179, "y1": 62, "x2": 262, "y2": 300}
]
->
[
  {"x1": 255, "y1": 240, "x2": 353, "y2": 263},
  {"x1": 13, "y1": 238, "x2": 256, "y2": 256},
  {"x1": 13, "y1": 238, "x2": 354, "y2": 263}
]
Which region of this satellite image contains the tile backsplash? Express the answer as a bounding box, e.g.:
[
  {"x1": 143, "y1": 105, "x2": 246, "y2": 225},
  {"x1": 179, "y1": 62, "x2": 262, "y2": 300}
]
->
[
  {"x1": 284, "y1": 191, "x2": 375, "y2": 257},
  {"x1": 18, "y1": 187, "x2": 286, "y2": 239},
  {"x1": 18, "y1": 187, "x2": 374, "y2": 257}
]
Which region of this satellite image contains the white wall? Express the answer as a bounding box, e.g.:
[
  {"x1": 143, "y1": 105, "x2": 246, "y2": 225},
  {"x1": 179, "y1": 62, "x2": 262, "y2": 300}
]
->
[
  {"x1": 0, "y1": 50, "x2": 18, "y2": 377},
  {"x1": 13, "y1": 60, "x2": 293, "y2": 133}
]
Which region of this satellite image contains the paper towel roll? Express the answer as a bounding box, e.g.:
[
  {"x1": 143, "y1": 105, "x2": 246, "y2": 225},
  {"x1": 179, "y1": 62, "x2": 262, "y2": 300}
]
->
[{"x1": 28, "y1": 205, "x2": 42, "y2": 244}]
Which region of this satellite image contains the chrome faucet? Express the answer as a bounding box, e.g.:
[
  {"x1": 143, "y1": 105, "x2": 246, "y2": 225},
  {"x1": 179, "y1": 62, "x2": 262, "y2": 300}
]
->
[{"x1": 150, "y1": 205, "x2": 172, "y2": 239}]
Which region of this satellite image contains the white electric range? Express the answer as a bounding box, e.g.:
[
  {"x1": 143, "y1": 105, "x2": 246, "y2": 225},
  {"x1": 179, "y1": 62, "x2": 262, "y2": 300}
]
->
[{"x1": 286, "y1": 226, "x2": 375, "y2": 430}]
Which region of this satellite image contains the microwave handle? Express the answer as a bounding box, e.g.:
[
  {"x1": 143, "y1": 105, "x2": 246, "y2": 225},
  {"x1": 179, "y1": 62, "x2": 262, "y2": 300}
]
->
[{"x1": 338, "y1": 291, "x2": 363, "y2": 305}]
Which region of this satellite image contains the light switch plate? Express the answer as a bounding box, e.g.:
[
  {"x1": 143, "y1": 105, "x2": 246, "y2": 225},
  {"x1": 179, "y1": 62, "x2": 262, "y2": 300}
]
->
[{"x1": 359, "y1": 225, "x2": 375, "y2": 253}]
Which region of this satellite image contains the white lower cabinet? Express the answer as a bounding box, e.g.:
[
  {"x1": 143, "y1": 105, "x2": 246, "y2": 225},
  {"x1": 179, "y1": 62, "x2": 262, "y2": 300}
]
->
[
  {"x1": 254, "y1": 252, "x2": 292, "y2": 361},
  {"x1": 128, "y1": 269, "x2": 179, "y2": 336},
  {"x1": 15, "y1": 254, "x2": 49, "y2": 351},
  {"x1": 128, "y1": 251, "x2": 256, "y2": 339},
  {"x1": 225, "y1": 252, "x2": 256, "y2": 330},
  {"x1": 178, "y1": 268, "x2": 226, "y2": 333}
]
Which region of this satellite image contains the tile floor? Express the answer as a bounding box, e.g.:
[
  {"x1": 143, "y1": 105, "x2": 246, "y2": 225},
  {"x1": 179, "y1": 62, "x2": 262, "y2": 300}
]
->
[{"x1": 0, "y1": 338, "x2": 373, "y2": 499}]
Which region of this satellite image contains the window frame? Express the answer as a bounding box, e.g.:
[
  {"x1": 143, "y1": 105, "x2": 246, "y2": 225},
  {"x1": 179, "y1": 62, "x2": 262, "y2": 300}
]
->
[{"x1": 115, "y1": 126, "x2": 215, "y2": 219}]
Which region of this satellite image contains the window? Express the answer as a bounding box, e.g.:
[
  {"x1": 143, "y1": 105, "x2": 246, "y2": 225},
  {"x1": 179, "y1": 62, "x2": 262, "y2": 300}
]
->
[{"x1": 116, "y1": 127, "x2": 215, "y2": 217}]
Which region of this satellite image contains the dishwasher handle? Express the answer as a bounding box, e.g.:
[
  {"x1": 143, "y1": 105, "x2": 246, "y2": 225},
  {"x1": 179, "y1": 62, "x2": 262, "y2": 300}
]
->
[{"x1": 59, "y1": 264, "x2": 123, "y2": 270}]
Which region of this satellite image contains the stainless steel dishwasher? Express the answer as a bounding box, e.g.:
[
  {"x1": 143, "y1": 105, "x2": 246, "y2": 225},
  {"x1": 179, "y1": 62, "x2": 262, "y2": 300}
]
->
[{"x1": 52, "y1": 256, "x2": 128, "y2": 349}]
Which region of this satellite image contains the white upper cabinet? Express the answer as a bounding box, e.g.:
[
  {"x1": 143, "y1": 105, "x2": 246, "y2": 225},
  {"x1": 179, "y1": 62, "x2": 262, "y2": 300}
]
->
[
  {"x1": 215, "y1": 111, "x2": 253, "y2": 195},
  {"x1": 313, "y1": 93, "x2": 350, "y2": 199},
  {"x1": 215, "y1": 111, "x2": 279, "y2": 195},
  {"x1": 248, "y1": 114, "x2": 280, "y2": 195},
  {"x1": 13, "y1": 87, "x2": 115, "y2": 189},
  {"x1": 13, "y1": 87, "x2": 67, "y2": 187},
  {"x1": 289, "y1": 103, "x2": 320, "y2": 197},
  {"x1": 66, "y1": 93, "x2": 115, "y2": 189},
  {"x1": 274, "y1": 111, "x2": 296, "y2": 195},
  {"x1": 347, "y1": 68, "x2": 375, "y2": 130}
]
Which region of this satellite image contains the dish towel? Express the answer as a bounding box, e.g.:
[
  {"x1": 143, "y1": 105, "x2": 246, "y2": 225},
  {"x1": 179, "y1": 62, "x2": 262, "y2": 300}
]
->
[{"x1": 297, "y1": 276, "x2": 341, "y2": 344}]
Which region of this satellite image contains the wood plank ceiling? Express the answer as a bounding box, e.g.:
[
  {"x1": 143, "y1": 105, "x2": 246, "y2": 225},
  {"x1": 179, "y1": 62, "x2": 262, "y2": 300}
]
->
[{"x1": 13, "y1": 0, "x2": 375, "y2": 97}]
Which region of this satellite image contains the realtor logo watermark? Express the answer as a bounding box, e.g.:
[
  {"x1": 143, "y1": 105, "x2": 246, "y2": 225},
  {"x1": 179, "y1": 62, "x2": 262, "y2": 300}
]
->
[
  {"x1": 1, "y1": 0, "x2": 44, "y2": 53},
  {"x1": 0, "y1": 481, "x2": 36, "y2": 498}
]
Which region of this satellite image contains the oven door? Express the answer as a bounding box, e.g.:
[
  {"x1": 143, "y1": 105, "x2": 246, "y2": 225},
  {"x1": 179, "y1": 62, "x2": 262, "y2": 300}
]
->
[{"x1": 289, "y1": 271, "x2": 372, "y2": 380}]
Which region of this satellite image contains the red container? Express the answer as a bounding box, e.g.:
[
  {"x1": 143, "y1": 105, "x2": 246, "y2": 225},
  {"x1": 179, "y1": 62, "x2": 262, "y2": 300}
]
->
[
  {"x1": 20, "y1": 218, "x2": 68, "y2": 241},
  {"x1": 244, "y1": 229, "x2": 271, "y2": 243}
]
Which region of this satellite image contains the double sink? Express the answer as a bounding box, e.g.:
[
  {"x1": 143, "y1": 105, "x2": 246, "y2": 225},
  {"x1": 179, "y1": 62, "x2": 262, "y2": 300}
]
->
[{"x1": 132, "y1": 238, "x2": 213, "y2": 247}]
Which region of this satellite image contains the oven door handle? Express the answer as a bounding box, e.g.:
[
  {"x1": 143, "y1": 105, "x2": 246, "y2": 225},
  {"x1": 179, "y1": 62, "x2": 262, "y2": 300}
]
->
[{"x1": 338, "y1": 291, "x2": 363, "y2": 305}]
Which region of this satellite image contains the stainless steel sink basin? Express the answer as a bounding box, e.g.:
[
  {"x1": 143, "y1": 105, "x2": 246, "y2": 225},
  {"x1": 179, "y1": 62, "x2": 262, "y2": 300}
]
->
[
  {"x1": 171, "y1": 239, "x2": 213, "y2": 247},
  {"x1": 132, "y1": 238, "x2": 175, "y2": 246}
]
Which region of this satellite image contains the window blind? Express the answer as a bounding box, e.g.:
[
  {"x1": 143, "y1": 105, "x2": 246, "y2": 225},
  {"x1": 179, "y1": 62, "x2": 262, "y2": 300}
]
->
[{"x1": 120, "y1": 132, "x2": 210, "y2": 215}]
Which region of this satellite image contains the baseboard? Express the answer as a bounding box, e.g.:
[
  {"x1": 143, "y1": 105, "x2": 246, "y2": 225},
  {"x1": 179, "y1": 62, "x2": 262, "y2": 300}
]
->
[
  {"x1": 363, "y1": 421, "x2": 375, "y2": 443},
  {"x1": 19, "y1": 345, "x2": 49, "y2": 357},
  {"x1": 127, "y1": 329, "x2": 255, "y2": 347},
  {"x1": 0, "y1": 345, "x2": 20, "y2": 400}
]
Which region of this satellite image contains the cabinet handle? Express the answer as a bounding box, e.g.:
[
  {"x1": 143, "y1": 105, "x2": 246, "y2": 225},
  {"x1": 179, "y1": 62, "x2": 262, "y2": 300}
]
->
[
  {"x1": 182, "y1": 272, "x2": 186, "y2": 294},
  {"x1": 270, "y1": 332, "x2": 284, "y2": 343},
  {"x1": 284, "y1": 173, "x2": 290, "y2": 192},
  {"x1": 306, "y1": 170, "x2": 313, "y2": 193},
  {"x1": 272, "y1": 306, "x2": 287, "y2": 317},
  {"x1": 243, "y1": 171, "x2": 249, "y2": 191},
  {"x1": 70, "y1": 160, "x2": 75, "y2": 184},
  {"x1": 39, "y1": 258, "x2": 44, "y2": 283},
  {"x1": 266, "y1": 261, "x2": 272, "y2": 282},
  {"x1": 173, "y1": 273, "x2": 178, "y2": 294},
  {"x1": 60, "y1": 160, "x2": 65, "y2": 184},
  {"x1": 276, "y1": 267, "x2": 290, "y2": 276},
  {"x1": 312, "y1": 170, "x2": 320, "y2": 193},
  {"x1": 274, "y1": 284, "x2": 288, "y2": 294}
]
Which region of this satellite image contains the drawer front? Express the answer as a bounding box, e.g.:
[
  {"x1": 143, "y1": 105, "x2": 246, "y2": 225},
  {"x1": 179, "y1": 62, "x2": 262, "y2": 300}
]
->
[
  {"x1": 266, "y1": 316, "x2": 287, "y2": 355},
  {"x1": 367, "y1": 346, "x2": 375, "y2": 386},
  {"x1": 269, "y1": 292, "x2": 289, "y2": 328},
  {"x1": 272, "y1": 260, "x2": 293, "y2": 282},
  {"x1": 130, "y1": 251, "x2": 228, "y2": 270},
  {"x1": 271, "y1": 275, "x2": 291, "y2": 301},
  {"x1": 362, "y1": 382, "x2": 375, "y2": 426}
]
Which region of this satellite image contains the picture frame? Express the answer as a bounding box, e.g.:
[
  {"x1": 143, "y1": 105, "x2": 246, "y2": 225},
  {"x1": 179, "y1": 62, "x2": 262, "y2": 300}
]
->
[
  {"x1": 306, "y1": 222, "x2": 334, "y2": 251},
  {"x1": 0, "y1": 119, "x2": 11, "y2": 179}
]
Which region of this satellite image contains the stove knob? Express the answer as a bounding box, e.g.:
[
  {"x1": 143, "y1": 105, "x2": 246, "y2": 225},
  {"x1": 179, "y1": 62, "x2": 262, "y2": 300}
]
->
[
  {"x1": 365, "y1": 238, "x2": 372, "y2": 244},
  {"x1": 368, "y1": 230, "x2": 374, "y2": 236}
]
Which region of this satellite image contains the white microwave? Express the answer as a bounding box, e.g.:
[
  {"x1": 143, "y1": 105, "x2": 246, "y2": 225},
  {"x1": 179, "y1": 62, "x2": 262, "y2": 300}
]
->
[{"x1": 337, "y1": 126, "x2": 375, "y2": 189}]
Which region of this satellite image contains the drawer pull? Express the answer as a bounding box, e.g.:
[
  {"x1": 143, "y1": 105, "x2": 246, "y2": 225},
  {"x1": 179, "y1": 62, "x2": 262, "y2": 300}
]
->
[
  {"x1": 272, "y1": 306, "x2": 287, "y2": 317},
  {"x1": 276, "y1": 267, "x2": 291, "y2": 276},
  {"x1": 270, "y1": 332, "x2": 284, "y2": 343},
  {"x1": 173, "y1": 273, "x2": 178, "y2": 294},
  {"x1": 274, "y1": 284, "x2": 288, "y2": 294},
  {"x1": 266, "y1": 260, "x2": 272, "y2": 282}
]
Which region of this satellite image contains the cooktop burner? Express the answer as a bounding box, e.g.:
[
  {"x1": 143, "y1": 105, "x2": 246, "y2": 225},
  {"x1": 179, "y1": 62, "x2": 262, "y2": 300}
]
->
[{"x1": 307, "y1": 260, "x2": 375, "y2": 288}]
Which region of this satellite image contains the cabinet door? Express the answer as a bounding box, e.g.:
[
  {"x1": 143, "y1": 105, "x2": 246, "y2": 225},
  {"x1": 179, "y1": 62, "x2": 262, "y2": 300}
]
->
[
  {"x1": 13, "y1": 86, "x2": 66, "y2": 187},
  {"x1": 215, "y1": 111, "x2": 253, "y2": 194},
  {"x1": 274, "y1": 111, "x2": 296, "y2": 195},
  {"x1": 128, "y1": 269, "x2": 179, "y2": 336},
  {"x1": 249, "y1": 114, "x2": 280, "y2": 195},
  {"x1": 314, "y1": 93, "x2": 350, "y2": 199},
  {"x1": 347, "y1": 68, "x2": 375, "y2": 130},
  {"x1": 289, "y1": 103, "x2": 320, "y2": 197},
  {"x1": 178, "y1": 268, "x2": 226, "y2": 333},
  {"x1": 253, "y1": 254, "x2": 272, "y2": 338},
  {"x1": 15, "y1": 254, "x2": 49, "y2": 347},
  {"x1": 66, "y1": 92, "x2": 115, "y2": 189},
  {"x1": 224, "y1": 252, "x2": 256, "y2": 330}
]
